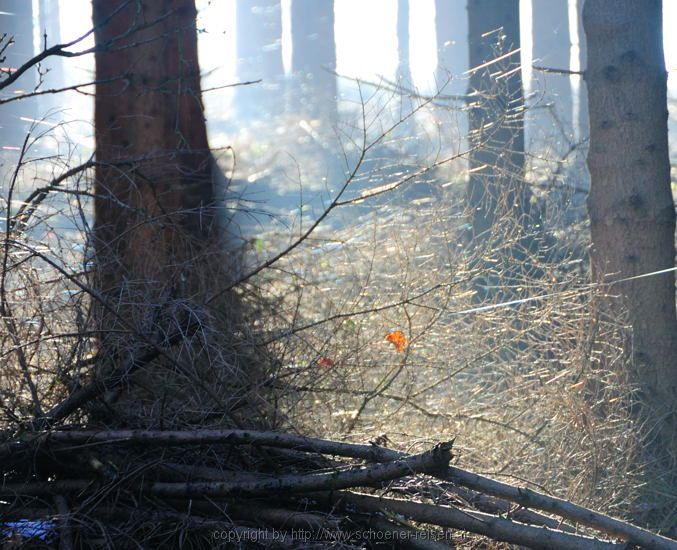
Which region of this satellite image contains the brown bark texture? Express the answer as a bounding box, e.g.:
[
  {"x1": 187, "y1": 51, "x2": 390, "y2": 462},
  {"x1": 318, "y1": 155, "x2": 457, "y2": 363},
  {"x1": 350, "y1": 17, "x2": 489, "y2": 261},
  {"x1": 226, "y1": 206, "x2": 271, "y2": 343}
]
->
[
  {"x1": 92, "y1": 0, "x2": 216, "y2": 309},
  {"x1": 583, "y1": 0, "x2": 677, "y2": 428},
  {"x1": 88, "y1": 1, "x2": 239, "y2": 427}
]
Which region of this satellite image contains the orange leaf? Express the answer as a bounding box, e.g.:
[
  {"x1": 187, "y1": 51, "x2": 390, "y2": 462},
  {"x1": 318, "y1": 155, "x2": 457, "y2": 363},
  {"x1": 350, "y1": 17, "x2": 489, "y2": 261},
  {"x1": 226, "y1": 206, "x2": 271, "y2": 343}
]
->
[
  {"x1": 385, "y1": 330, "x2": 407, "y2": 353},
  {"x1": 317, "y1": 357, "x2": 335, "y2": 369}
]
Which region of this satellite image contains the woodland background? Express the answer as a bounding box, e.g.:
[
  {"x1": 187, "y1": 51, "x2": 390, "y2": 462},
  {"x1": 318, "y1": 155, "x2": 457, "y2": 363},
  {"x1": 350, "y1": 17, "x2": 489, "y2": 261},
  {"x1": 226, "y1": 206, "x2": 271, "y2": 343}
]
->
[{"x1": 0, "y1": 0, "x2": 676, "y2": 548}]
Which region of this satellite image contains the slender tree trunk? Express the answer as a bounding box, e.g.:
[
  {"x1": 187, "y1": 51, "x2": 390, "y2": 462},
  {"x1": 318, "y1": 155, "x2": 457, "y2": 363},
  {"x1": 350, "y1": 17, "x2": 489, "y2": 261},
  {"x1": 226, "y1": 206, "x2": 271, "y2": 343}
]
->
[
  {"x1": 435, "y1": 0, "x2": 468, "y2": 92},
  {"x1": 37, "y1": 0, "x2": 65, "y2": 114},
  {"x1": 396, "y1": 0, "x2": 411, "y2": 85},
  {"x1": 289, "y1": 0, "x2": 339, "y2": 189},
  {"x1": 290, "y1": 0, "x2": 336, "y2": 121},
  {"x1": 583, "y1": 0, "x2": 677, "y2": 483},
  {"x1": 235, "y1": 0, "x2": 284, "y2": 119},
  {"x1": 0, "y1": 0, "x2": 35, "y2": 148},
  {"x1": 530, "y1": 0, "x2": 573, "y2": 152},
  {"x1": 466, "y1": 0, "x2": 538, "y2": 243},
  {"x1": 434, "y1": 1, "x2": 468, "y2": 175},
  {"x1": 574, "y1": 0, "x2": 589, "y2": 144}
]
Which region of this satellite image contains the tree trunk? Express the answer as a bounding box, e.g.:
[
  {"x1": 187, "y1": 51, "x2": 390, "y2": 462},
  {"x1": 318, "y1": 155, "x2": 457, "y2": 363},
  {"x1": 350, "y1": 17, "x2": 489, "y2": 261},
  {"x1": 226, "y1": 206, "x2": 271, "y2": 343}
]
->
[
  {"x1": 0, "y1": 0, "x2": 35, "y2": 148},
  {"x1": 92, "y1": 0, "x2": 219, "y2": 367},
  {"x1": 530, "y1": 0, "x2": 573, "y2": 153},
  {"x1": 583, "y1": 0, "x2": 677, "y2": 491},
  {"x1": 574, "y1": 0, "x2": 589, "y2": 144},
  {"x1": 37, "y1": 0, "x2": 65, "y2": 114},
  {"x1": 434, "y1": 1, "x2": 468, "y2": 175},
  {"x1": 396, "y1": 0, "x2": 411, "y2": 84},
  {"x1": 235, "y1": 0, "x2": 284, "y2": 120},
  {"x1": 435, "y1": 0, "x2": 468, "y2": 93},
  {"x1": 90, "y1": 0, "x2": 266, "y2": 430},
  {"x1": 290, "y1": 0, "x2": 336, "y2": 121},
  {"x1": 466, "y1": 0, "x2": 537, "y2": 243}
]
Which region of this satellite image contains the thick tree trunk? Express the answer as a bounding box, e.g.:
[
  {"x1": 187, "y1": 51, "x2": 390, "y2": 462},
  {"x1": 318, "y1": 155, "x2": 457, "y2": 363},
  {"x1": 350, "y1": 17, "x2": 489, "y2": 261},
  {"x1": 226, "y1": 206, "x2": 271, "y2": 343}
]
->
[
  {"x1": 89, "y1": 1, "x2": 265, "y2": 430},
  {"x1": 92, "y1": 0, "x2": 221, "y2": 375},
  {"x1": 93, "y1": 0, "x2": 215, "y2": 293},
  {"x1": 466, "y1": 0, "x2": 537, "y2": 242},
  {"x1": 583, "y1": 0, "x2": 677, "y2": 478}
]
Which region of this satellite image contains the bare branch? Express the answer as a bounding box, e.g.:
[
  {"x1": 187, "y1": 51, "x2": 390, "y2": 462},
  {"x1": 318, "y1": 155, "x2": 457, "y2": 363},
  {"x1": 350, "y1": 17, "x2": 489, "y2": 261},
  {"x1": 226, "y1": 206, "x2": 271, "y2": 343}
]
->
[
  {"x1": 328, "y1": 491, "x2": 626, "y2": 550},
  {"x1": 532, "y1": 65, "x2": 584, "y2": 76}
]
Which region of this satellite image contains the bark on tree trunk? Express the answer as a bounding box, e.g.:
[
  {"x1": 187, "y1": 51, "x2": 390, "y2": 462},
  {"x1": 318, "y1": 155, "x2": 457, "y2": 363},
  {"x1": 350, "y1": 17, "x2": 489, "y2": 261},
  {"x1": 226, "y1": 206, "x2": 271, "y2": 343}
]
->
[
  {"x1": 93, "y1": 0, "x2": 236, "y2": 426},
  {"x1": 93, "y1": 0, "x2": 216, "y2": 304},
  {"x1": 583, "y1": 0, "x2": 677, "y2": 487}
]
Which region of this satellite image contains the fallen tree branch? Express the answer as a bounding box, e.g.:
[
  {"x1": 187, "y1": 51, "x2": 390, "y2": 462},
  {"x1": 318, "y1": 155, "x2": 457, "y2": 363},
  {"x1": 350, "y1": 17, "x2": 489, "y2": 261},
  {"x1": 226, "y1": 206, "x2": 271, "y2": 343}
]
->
[
  {"x1": 0, "y1": 480, "x2": 92, "y2": 497},
  {"x1": 444, "y1": 467, "x2": 677, "y2": 550},
  {"x1": 0, "y1": 442, "x2": 451, "y2": 499},
  {"x1": 442, "y1": 482, "x2": 574, "y2": 533},
  {"x1": 12, "y1": 429, "x2": 563, "y2": 529},
  {"x1": 210, "y1": 501, "x2": 340, "y2": 534},
  {"x1": 357, "y1": 514, "x2": 455, "y2": 550},
  {"x1": 147, "y1": 442, "x2": 452, "y2": 498},
  {"x1": 0, "y1": 428, "x2": 400, "y2": 460},
  {"x1": 0, "y1": 428, "x2": 573, "y2": 532},
  {"x1": 328, "y1": 491, "x2": 626, "y2": 550},
  {"x1": 53, "y1": 495, "x2": 74, "y2": 550}
]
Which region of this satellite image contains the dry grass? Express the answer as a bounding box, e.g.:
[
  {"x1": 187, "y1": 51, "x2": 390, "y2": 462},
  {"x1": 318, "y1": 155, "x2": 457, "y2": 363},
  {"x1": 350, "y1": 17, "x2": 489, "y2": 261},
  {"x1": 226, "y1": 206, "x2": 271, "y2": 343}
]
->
[{"x1": 251, "y1": 187, "x2": 646, "y2": 518}]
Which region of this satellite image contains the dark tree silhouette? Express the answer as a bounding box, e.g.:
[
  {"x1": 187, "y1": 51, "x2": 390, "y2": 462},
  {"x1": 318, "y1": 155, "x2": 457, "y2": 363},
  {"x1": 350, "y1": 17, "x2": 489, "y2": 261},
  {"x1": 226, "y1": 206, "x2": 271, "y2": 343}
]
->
[
  {"x1": 92, "y1": 0, "x2": 219, "y2": 367},
  {"x1": 466, "y1": 0, "x2": 538, "y2": 243}
]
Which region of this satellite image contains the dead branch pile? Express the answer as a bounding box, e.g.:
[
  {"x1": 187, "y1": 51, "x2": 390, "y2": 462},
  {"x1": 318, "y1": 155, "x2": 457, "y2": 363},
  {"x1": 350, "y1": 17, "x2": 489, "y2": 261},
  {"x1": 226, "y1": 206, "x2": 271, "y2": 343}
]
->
[{"x1": 2, "y1": 426, "x2": 675, "y2": 549}]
